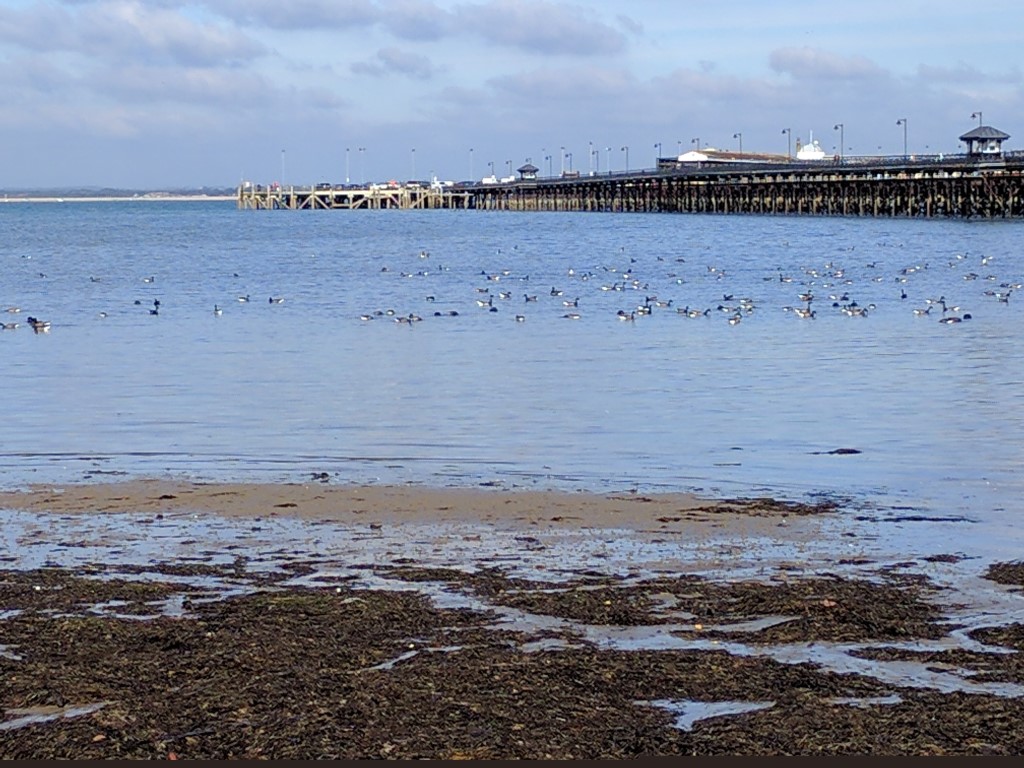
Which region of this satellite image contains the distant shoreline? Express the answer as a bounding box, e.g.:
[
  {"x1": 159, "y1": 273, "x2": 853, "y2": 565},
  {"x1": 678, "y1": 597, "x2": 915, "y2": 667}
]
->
[{"x1": 1, "y1": 194, "x2": 235, "y2": 203}]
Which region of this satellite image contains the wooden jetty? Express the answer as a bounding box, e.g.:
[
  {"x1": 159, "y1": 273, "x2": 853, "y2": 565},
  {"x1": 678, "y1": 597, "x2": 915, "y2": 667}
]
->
[
  {"x1": 237, "y1": 153, "x2": 1024, "y2": 219},
  {"x1": 238, "y1": 183, "x2": 473, "y2": 211}
]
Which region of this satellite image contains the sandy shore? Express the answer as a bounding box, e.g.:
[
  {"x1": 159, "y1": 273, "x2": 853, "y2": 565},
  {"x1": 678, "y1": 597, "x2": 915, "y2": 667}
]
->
[
  {"x1": 1, "y1": 195, "x2": 234, "y2": 203},
  {"x1": 0, "y1": 478, "x2": 830, "y2": 541}
]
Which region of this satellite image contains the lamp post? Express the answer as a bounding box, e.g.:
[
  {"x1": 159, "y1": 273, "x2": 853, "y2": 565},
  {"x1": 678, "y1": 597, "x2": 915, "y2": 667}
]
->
[
  {"x1": 506, "y1": 159, "x2": 512, "y2": 176},
  {"x1": 588, "y1": 141, "x2": 593, "y2": 174},
  {"x1": 971, "y1": 111, "x2": 983, "y2": 127},
  {"x1": 566, "y1": 153, "x2": 573, "y2": 172},
  {"x1": 733, "y1": 132, "x2": 742, "y2": 153},
  {"x1": 691, "y1": 137, "x2": 700, "y2": 151},
  {"x1": 345, "y1": 147, "x2": 350, "y2": 184},
  {"x1": 411, "y1": 148, "x2": 416, "y2": 179},
  {"x1": 358, "y1": 147, "x2": 365, "y2": 185},
  {"x1": 592, "y1": 146, "x2": 598, "y2": 174},
  {"x1": 654, "y1": 142, "x2": 662, "y2": 167},
  {"x1": 896, "y1": 118, "x2": 907, "y2": 158},
  {"x1": 833, "y1": 124, "x2": 844, "y2": 162},
  {"x1": 621, "y1": 145, "x2": 629, "y2": 172},
  {"x1": 544, "y1": 155, "x2": 552, "y2": 176},
  {"x1": 782, "y1": 128, "x2": 791, "y2": 158},
  {"x1": 488, "y1": 160, "x2": 494, "y2": 178},
  {"x1": 280, "y1": 149, "x2": 285, "y2": 187},
  {"x1": 677, "y1": 139, "x2": 682, "y2": 156},
  {"x1": 560, "y1": 146, "x2": 565, "y2": 175},
  {"x1": 606, "y1": 147, "x2": 611, "y2": 174},
  {"x1": 469, "y1": 148, "x2": 474, "y2": 180}
]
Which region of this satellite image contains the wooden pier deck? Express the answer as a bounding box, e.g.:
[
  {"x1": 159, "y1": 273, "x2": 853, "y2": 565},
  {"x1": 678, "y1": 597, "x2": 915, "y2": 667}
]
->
[{"x1": 237, "y1": 153, "x2": 1024, "y2": 219}]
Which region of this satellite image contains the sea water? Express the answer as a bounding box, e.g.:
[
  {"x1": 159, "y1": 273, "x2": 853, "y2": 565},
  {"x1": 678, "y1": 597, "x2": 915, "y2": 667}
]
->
[{"x1": 1, "y1": 201, "x2": 1022, "y2": 554}]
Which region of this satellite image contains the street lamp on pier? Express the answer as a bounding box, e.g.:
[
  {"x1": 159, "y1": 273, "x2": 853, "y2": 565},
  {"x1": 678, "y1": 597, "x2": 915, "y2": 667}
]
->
[
  {"x1": 781, "y1": 128, "x2": 791, "y2": 159},
  {"x1": 488, "y1": 160, "x2": 495, "y2": 178},
  {"x1": 411, "y1": 148, "x2": 416, "y2": 179},
  {"x1": 469, "y1": 148, "x2": 474, "y2": 180},
  {"x1": 654, "y1": 142, "x2": 662, "y2": 167},
  {"x1": 506, "y1": 159, "x2": 512, "y2": 176},
  {"x1": 833, "y1": 124, "x2": 844, "y2": 162},
  {"x1": 280, "y1": 149, "x2": 285, "y2": 187},
  {"x1": 621, "y1": 146, "x2": 629, "y2": 172},
  {"x1": 691, "y1": 137, "x2": 700, "y2": 151},
  {"x1": 677, "y1": 139, "x2": 682, "y2": 156},
  {"x1": 560, "y1": 146, "x2": 565, "y2": 175},
  {"x1": 588, "y1": 141, "x2": 593, "y2": 174},
  {"x1": 971, "y1": 111, "x2": 983, "y2": 127},
  {"x1": 566, "y1": 153, "x2": 573, "y2": 172},
  {"x1": 544, "y1": 155, "x2": 552, "y2": 176},
  {"x1": 733, "y1": 132, "x2": 742, "y2": 153},
  {"x1": 358, "y1": 147, "x2": 366, "y2": 185},
  {"x1": 345, "y1": 147, "x2": 350, "y2": 184},
  {"x1": 606, "y1": 147, "x2": 611, "y2": 174},
  {"x1": 896, "y1": 118, "x2": 908, "y2": 158}
]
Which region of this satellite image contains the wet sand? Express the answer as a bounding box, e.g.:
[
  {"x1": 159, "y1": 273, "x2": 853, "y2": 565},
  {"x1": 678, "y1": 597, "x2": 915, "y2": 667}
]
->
[
  {"x1": 1, "y1": 480, "x2": 1023, "y2": 757},
  {"x1": 0, "y1": 478, "x2": 830, "y2": 531}
]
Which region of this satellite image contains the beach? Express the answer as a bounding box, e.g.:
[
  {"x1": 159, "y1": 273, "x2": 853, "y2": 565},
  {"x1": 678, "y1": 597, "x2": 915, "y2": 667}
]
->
[{"x1": 2, "y1": 479, "x2": 1023, "y2": 758}]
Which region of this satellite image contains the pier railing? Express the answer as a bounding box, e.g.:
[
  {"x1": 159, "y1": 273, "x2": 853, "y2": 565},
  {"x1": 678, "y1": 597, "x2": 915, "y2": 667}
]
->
[{"x1": 238, "y1": 152, "x2": 1024, "y2": 219}]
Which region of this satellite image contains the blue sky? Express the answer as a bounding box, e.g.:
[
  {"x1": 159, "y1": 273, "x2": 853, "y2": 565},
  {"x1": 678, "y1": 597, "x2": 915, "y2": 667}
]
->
[{"x1": 0, "y1": 0, "x2": 1020, "y2": 188}]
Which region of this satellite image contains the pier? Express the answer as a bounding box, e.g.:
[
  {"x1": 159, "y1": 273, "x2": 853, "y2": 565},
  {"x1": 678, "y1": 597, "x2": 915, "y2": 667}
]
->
[{"x1": 237, "y1": 153, "x2": 1024, "y2": 219}]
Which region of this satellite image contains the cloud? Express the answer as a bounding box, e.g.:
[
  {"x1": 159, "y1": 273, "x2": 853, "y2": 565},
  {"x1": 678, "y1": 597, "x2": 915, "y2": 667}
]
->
[
  {"x1": 206, "y1": 0, "x2": 381, "y2": 30},
  {"x1": 351, "y1": 47, "x2": 437, "y2": 79},
  {"x1": 454, "y1": 0, "x2": 626, "y2": 56},
  {"x1": 0, "y1": 1, "x2": 265, "y2": 67},
  {"x1": 917, "y1": 62, "x2": 1022, "y2": 86},
  {"x1": 615, "y1": 13, "x2": 643, "y2": 36},
  {"x1": 769, "y1": 46, "x2": 886, "y2": 81},
  {"x1": 380, "y1": 0, "x2": 452, "y2": 41}
]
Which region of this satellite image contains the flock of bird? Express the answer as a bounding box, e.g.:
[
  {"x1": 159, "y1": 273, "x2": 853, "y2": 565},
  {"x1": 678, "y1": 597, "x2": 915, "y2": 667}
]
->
[
  {"x1": 349, "y1": 245, "x2": 1017, "y2": 329},
  {"x1": 2, "y1": 244, "x2": 1017, "y2": 334}
]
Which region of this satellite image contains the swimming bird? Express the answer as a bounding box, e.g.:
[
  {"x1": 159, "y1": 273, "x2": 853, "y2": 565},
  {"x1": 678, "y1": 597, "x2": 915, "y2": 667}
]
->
[
  {"x1": 26, "y1": 316, "x2": 51, "y2": 332},
  {"x1": 214, "y1": 305, "x2": 223, "y2": 316},
  {"x1": 269, "y1": 296, "x2": 285, "y2": 304},
  {"x1": 514, "y1": 314, "x2": 526, "y2": 322},
  {"x1": 238, "y1": 295, "x2": 250, "y2": 303}
]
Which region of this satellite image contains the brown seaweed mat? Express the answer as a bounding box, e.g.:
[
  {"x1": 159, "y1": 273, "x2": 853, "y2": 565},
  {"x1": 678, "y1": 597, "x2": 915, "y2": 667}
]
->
[{"x1": 2, "y1": 564, "x2": 1024, "y2": 758}]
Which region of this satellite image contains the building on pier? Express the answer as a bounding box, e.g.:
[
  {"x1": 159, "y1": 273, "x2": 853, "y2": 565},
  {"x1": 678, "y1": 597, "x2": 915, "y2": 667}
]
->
[
  {"x1": 960, "y1": 126, "x2": 1010, "y2": 156},
  {"x1": 516, "y1": 163, "x2": 539, "y2": 181}
]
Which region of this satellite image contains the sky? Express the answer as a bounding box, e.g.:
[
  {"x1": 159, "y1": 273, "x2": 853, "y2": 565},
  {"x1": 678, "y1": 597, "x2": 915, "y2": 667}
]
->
[{"x1": 0, "y1": 0, "x2": 1021, "y2": 189}]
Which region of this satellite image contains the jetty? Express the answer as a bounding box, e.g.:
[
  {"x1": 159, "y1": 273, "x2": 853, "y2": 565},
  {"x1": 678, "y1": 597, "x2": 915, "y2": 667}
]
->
[{"x1": 237, "y1": 130, "x2": 1024, "y2": 219}]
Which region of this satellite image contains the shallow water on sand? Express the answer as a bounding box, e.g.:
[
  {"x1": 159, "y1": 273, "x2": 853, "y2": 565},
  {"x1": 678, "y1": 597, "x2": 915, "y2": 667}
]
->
[{"x1": 1, "y1": 201, "x2": 1023, "y2": 557}]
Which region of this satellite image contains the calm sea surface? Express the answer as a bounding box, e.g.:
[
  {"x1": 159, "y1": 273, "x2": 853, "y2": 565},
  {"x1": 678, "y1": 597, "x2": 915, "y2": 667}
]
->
[{"x1": 1, "y1": 201, "x2": 1022, "y2": 552}]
